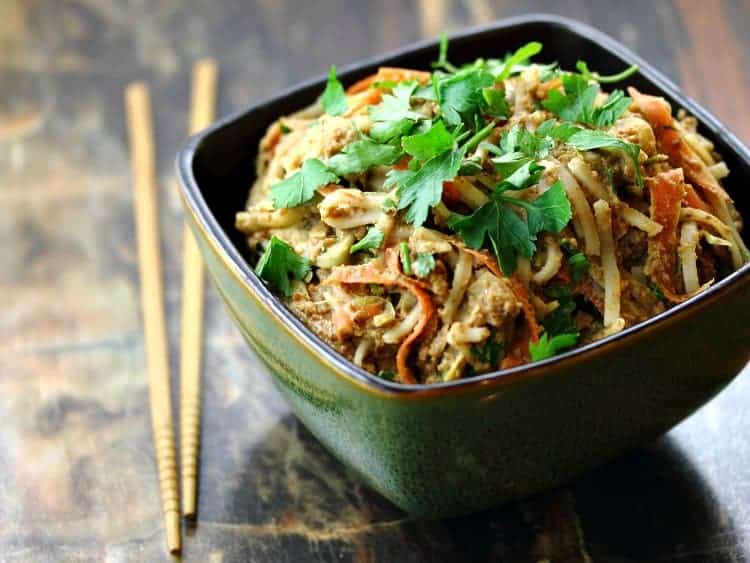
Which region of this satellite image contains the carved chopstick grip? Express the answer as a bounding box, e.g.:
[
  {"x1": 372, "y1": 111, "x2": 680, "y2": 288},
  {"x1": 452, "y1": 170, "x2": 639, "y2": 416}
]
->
[
  {"x1": 180, "y1": 58, "x2": 218, "y2": 519},
  {"x1": 125, "y1": 82, "x2": 181, "y2": 554}
]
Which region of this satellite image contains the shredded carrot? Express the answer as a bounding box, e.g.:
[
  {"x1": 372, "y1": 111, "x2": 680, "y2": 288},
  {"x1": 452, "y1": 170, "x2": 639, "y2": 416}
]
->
[
  {"x1": 323, "y1": 250, "x2": 435, "y2": 384},
  {"x1": 628, "y1": 87, "x2": 730, "y2": 204},
  {"x1": 346, "y1": 67, "x2": 431, "y2": 95},
  {"x1": 395, "y1": 280, "x2": 433, "y2": 384},
  {"x1": 345, "y1": 88, "x2": 383, "y2": 115},
  {"x1": 646, "y1": 169, "x2": 687, "y2": 302},
  {"x1": 442, "y1": 180, "x2": 462, "y2": 208},
  {"x1": 394, "y1": 155, "x2": 411, "y2": 170}
]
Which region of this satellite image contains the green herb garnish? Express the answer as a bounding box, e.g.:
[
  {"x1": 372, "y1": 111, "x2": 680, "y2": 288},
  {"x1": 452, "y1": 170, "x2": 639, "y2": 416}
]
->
[
  {"x1": 350, "y1": 227, "x2": 384, "y2": 254},
  {"x1": 255, "y1": 236, "x2": 311, "y2": 297},
  {"x1": 412, "y1": 253, "x2": 436, "y2": 278},
  {"x1": 270, "y1": 158, "x2": 338, "y2": 208},
  {"x1": 321, "y1": 65, "x2": 347, "y2": 116},
  {"x1": 529, "y1": 331, "x2": 579, "y2": 361}
]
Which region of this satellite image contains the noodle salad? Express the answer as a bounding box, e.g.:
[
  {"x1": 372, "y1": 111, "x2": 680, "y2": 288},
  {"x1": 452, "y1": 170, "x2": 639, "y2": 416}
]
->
[{"x1": 236, "y1": 36, "x2": 748, "y2": 384}]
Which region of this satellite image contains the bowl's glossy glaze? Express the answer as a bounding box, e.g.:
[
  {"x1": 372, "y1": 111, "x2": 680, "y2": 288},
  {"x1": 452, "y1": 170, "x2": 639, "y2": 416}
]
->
[{"x1": 177, "y1": 15, "x2": 750, "y2": 517}]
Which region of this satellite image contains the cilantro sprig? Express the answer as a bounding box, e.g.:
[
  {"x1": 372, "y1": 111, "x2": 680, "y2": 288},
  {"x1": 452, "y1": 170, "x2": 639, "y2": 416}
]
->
[
  {"x1": 255, "y1": 236, "x2": 311, "y2": 297},
  {"x1": 271, "y1": 158, "x2": 338, "y2": 208},
  {"x1": 322, "y1": 65, "x2": 347, "y2": 116},
  {"x1": 529, "y1": 332, "x2": 579, "y2": 361},
  {"x1": 350, "y1": 227, "x2": 384, "y2": 254},
  {"x1": 450, "y1": 174, "x2": 572, "y2": 275}
]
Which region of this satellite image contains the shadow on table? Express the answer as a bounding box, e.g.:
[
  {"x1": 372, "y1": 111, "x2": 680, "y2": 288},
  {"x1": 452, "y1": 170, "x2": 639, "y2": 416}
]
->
[{"x1": 216, "y1": 415, "x2": 741, "y2": 562}]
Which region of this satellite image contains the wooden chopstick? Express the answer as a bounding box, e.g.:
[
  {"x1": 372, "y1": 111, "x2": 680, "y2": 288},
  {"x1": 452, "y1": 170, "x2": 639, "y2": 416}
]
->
[
  {"x1": 125, "y1": 82, "x2": 181, "y2": 554},
  {"x1": 180, "y1": 58, "x2": 218, "y2": 520}
]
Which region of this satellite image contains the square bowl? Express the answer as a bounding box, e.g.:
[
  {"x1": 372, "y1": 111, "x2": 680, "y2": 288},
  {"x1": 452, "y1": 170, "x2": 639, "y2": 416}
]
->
[{"x1": 177, "y1": 14, "x2": 750, "y2": 517}]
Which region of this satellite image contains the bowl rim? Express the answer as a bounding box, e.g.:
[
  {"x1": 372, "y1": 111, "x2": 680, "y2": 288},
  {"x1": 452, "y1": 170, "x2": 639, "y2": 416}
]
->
[{"x1": 176, "y1": 13, "x2": 750, "y2": 396}]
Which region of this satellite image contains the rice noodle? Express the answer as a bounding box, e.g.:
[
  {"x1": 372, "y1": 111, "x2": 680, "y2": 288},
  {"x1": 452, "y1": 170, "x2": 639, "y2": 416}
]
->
[
  {"x1": 593, "y1": 200, "x2": 621, "y2": 327},
  {"x1": 679, "y1": 221, "x2": 700, "y2": 293},
  {"x1": 704, "y1": 192, "x2": 748, "y2": 269},
  {"x1": 353, "y1": 339, "x2": 371, "y2": 366},
  {"x1": 569, "y1": 156, "x2": 615, "y2": 203},
  {"x1": 619, "y1": 205, "x2": 663, "y2": 236},
  {"x1": 383, "y1": 300, "x2": 421, "y2": 344},
  {"x1": 440, "y1": 250, "x2": 473, "y2": 324},
  {"x1": 559, "y1": 164, "x2": 601, "y2": 256},
  {"x1": 531, "y1": 238, "x2": 563, "y2": 285}
]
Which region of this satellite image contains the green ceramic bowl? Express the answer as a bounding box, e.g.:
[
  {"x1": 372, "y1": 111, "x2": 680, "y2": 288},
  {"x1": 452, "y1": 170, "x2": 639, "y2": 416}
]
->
[{"x1": 177, "y1": 15, "x2": 750, "y2": 517}]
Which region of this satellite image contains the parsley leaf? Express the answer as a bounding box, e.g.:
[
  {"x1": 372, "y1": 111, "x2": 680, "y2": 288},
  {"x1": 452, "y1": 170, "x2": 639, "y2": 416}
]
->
[
  {"x1": 401, "y1": 120, "x2": 455, "y2": 161},
  {"x1": 327, "y1": 138, "x2": 402, "y2": 176},
  {"x1": 350, "y1": 226, "x2": 384, "y2": 254},
  {"x1": 495, "y1": 41, "x2": 543, "y2": 82},
  {"x1": 450, "y1": 178, "x2": 572, "y2": 275},
  {"x1": 255, "y1": 236, "x2": 311, "y2": 297},
  {"x1": 542, "y1": 73, "x2": 631, "y2": 128},
  {"x1": 369, "y1": 81, "x2": 422, "y2": 142},
  {"x1": 541, "y1": 285, "x2": 578, "y2": 335},
  {"x1": 482, "y1": 87, "x2": 509, "y2": 118},
  {"x1": 566, "y1": 129, "x2": 642, "y2": 187},
  {"x1": 502, "y1": 180, "x2": 572, "y2": 235},
  {"x1": 386, "y1": 147, "x2": 465, "y2": 226},
  {"x1": 567, "y1": 251, "x2": 590, "y2": 282},
  {"x1": 412, "y1": 253, "x2": 436, "y2": 278},
  {"x1": 436, "y1": 68, "x2": 495, "y2": 127},
  {"x1": 321, "y1": 65, "x2": 347, "y2": 116},
  {"x1": 529, "y1": 331, "x2": 579, "y2": 361},
  {"x1": 450, "y1": 197, "x2": 535, "y2": 275},
  {"x1": 270, "y1": 158, "x2": 338, "y2": 208}
]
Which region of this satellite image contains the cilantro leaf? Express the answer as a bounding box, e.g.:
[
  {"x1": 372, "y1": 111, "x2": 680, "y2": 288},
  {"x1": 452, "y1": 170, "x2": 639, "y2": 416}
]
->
[
  {"x1": 496, "y1": 159, "x2": 544, "y2": 190},
  {"x1": 368, "y1": 81, "x2": 422, "y2": 142},
  {"x1": 437, "y1": 68, "x2": 495, "y2": 127},
  {"x1": 495, "y1": 41, "x2": 543, "y2": 82},
  {"x1": 350, "y1": 226, "x2": 384, "y2": 254},
  {"x1": 370, "y1": 81, "x2": 421, "y2": 122},
  {"x1": 482, "y1": 87, "x2": 509, "y2": 118},
  {"x1": 255, "y1": 236, "x2": 311, "y2": 297},
  {"x1": 322, "y1": 65, "x2": 347, "y2": 116},
  {"x1": 450, "y1": 178, "x2": 572, "y2": 275},
  {"x1": 541, "y1": 285, "x2": 578, "y2": 335},
  {"x1": 542, "y1": 73, "x2": 631, "y2": 128},
  {"x1": 501, "y1": 180, "x2": 572, "y2": 235},
  {"x1": 566, "y1": 129, "x2": 642, "y2": 187},
  {"x1": 270, "y1": 158, "x2": 338, "y2": 208},
  {"x1": 327, "y1": 138, "x2": 402, "y2": 176},
  {"x1": 402, "y1": 120, "x2": 455, "y2": 161},
  {"x1": 529, "y1": 331, "x2": 579, "y2": 361},
  {"x1": 386, "y1": 147, "x2": 465, "y2": 226},
  {"x1": 449, "y1": 198, "x2": 535, "y2": 275},
  {"x1": 412, "y1": 253, "x2": 436, "y2": 278},
  {"x1": 567, "y1": 251, "x2": 590, "y2": 282}
]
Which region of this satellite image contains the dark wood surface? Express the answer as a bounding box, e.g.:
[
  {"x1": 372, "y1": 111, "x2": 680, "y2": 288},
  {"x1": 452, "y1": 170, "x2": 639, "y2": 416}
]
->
[{"x1": 2, "y1": 1, "x2": 750, "y2": 561}]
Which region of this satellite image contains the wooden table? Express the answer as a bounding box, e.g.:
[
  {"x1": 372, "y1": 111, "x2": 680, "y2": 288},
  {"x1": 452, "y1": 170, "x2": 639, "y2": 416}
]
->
[{"x1": 2, "y1": 1, "x2": 749, "y2": 561}]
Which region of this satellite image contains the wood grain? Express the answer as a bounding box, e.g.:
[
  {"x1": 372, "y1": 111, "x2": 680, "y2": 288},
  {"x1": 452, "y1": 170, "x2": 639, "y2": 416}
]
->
[
  {"x1": 180, "y1": 57, "x2": 218, "y2": 520},
  {"x1": 124, "y1": 82, "x2": 181, "y2": 554}
]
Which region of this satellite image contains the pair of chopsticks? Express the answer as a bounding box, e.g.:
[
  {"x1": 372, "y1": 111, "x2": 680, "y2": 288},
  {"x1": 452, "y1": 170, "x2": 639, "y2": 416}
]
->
[{"x1": 124, "y1": 59, "x2": 218, "y2": 554}]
